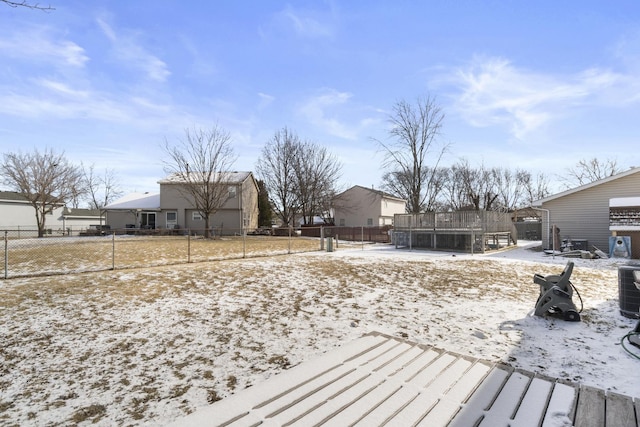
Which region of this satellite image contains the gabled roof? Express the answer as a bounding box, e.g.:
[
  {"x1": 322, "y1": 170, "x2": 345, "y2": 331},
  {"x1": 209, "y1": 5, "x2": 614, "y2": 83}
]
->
[
  {"x1": 62, "y1": 207, "x2": 103, "y2": 218},
  {"x1": 0, "y1": 191, "x2": 27, "y2": 202},
  {"x1": 336, "y1": 185, "x2": 406, "y2": 202},
  {"x1": 158, "y1": 171, "x2": 253, "y2": 185},
  {"x1": 104, "y1": 192, "x2": 160, "y2": 210},
  {"x1": 0, "y1": 190, "x2": 65, "y2": 206},
  {"x1": 532, "y1": 167, "x2": 640, "y2": 206}
]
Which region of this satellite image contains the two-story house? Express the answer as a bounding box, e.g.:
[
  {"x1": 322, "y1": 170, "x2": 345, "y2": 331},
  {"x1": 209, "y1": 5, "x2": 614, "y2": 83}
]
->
[
  {"x1": 104, "y1": 171, "x2": 259, "y2": 234},
  {"x1": 332, "y1": 185, "x2": 406, "y2": 227}
]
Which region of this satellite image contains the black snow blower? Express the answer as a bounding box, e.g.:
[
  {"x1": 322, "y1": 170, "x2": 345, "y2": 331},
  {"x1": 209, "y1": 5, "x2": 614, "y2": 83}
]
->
[{"x1": 533, "y1": 261, "x2": 582, "y2": 322}]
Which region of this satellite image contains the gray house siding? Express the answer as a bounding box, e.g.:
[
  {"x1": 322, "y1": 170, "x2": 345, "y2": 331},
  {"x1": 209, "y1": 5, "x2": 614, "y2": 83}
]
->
[
  {"x1": 535, "y1": 169, "x2": 640, "y2": 252},
  {"x1": 158, "y1": 172, "x2": 259, "y2": 234}
]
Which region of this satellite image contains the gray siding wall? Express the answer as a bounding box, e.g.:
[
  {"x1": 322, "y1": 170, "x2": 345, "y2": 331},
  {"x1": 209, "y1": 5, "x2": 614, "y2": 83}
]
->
[
  {"x1": 158, "y1": 178, "x2": 258, "y2": 234},
  {"x1": 541, "y1": 172, "x2": 640, "y2": 251}
]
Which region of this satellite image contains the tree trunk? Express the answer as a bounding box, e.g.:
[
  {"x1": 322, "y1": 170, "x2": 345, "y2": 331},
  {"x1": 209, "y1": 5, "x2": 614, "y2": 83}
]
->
[{"x1": 204, "y1": 214, "x2": 211, "y2": 238}]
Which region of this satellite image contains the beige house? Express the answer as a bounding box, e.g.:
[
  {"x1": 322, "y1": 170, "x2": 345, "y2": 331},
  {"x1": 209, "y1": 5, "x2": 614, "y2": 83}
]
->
[
  {"x1": 532, "y1": 167, "x2": 640, "y2": 257},
  {"x1": 332, "y1": 185, "x2": 406, "y2": 227},
  {"x1": 105, "y1": 172, "x2": 259, "y2": 234}
]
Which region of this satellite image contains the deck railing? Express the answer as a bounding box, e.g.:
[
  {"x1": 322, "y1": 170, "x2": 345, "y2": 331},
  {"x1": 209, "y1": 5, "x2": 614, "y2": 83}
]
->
[{"x1": 394, "y1": 211, "x2": 514, "y2": 233}]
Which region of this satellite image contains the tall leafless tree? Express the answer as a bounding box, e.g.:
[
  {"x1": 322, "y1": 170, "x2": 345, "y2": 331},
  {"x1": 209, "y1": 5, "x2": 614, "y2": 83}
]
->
[
  {"x1": 163, "y1": 126, "x2": 237, "y2": 238},
  {"x1": 256, "y1": 128, "x2": 342, "y2": 227},
  {"x1": 292, "y1": 140, "x2": 342, "y2": 225},
  {"x1": 256, "y1": 128, "x2": 301, "y2": 227},
  {"x1": 1, "y1": 148, "x2": 85, "y2": 237},
  {"x1": 522, "y1": 172, "x2": 551, "y2": 205},
  {"x1": 563, "y1": 157, "x2": 622, "y2": 187},
  {"x1": 376, "y1": 95, "x2": 448, "y2": 213},
  {"x1": 493, "y1": 168, "x2": 532, "y2": 212},
  {"x1": 444, "y1": 160, "x2": 499, "y2": 211},
  {"x1": 83, "y1": 164, "x2": 123, "y2": 210}
]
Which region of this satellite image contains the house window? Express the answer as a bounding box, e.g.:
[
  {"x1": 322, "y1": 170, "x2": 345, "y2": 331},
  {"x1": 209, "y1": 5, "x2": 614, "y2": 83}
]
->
[
  {"x1": 339, "y1": 218, "x2": 345, "y2": 226},
  {"x1": 228, "y1": 186, "x2": 237, "y2": 198},
  {"x1": 367, "y1": 218, "x2": 373, "y2": 226},
  {"x1": 140, "y1": 212, "x2": 156, "y2": 229},
  {"x1": 166, "y1": 211, "x2": 177, "y2": 226},
  {"x1": 192, "y1": 212, "x2": 203, "y2": 221}
]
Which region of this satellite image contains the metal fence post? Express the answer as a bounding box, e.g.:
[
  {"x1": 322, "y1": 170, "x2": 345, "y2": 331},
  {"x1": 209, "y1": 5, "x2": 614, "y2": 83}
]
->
[
  {"x1": 112, "y1": 232, "x2": 115, "y2": 270},
  {"x1": 361, "y1": 226, "x2": 364, "y2": 250},
  {"x1": 188, "y1": 230, "x2": 191, "y2": 263},
  {"x1": 288, "y1": 226, "x2": 292, "y2": 254},
  {"x1": 242, "y1": 226, "x2": 246, "y2": 258},
  {"x1": 4, "y1": 231, "x2": 8, "y2": 279}
]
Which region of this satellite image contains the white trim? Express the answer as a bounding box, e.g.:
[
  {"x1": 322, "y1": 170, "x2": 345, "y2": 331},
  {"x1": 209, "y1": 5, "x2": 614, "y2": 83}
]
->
[{"x1": 532, "y1": 167, "x2": 640, "y2": 206}]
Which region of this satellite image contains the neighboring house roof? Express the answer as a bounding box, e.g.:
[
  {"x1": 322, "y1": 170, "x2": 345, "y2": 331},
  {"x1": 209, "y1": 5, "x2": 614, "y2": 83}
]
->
[
  {"x1": 0, "y1": 190, "x2": 65, "y2": 207},
  {"x1": 62, "y1": 207, "x2": 103, "y2": 218},
  {"x1": 104, "y1": 192, "x2": 160, "y2": 210},
  {"x1": 532, "y1": 167, "x2": 640, "y2": 206},
  {"x1": 158, "y1": 171, "x2": 253, "y2": 185},
  {"x1": 0, "y1": 191, "x2": 28, "y2": 202},
  {"x1": 335, "y1": 185, "x2": 407, "y2": 202}
]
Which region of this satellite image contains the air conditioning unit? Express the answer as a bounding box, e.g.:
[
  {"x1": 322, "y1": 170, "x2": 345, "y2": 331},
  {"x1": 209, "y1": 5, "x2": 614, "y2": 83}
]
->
[{"x1": 619, "y1": 265, "x2": 640, "y2": 318}]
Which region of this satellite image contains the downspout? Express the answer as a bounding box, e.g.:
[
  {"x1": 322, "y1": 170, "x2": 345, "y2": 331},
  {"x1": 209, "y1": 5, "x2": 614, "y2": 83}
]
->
[{"x1": 531, "y1": 206, "x2": 554, "y2": 258}]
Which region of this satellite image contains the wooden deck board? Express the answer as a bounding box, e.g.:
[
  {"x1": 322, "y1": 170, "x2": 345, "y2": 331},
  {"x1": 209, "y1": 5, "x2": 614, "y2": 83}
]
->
[{"x1": 167, "y1": 332, "x2": 638, "y2": 427}]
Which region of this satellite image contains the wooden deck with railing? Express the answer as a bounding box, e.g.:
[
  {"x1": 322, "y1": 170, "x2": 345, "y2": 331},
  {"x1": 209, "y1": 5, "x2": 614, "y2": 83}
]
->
[{"x1": 393, "y1": 211, "x2": 518, "y2": 253}]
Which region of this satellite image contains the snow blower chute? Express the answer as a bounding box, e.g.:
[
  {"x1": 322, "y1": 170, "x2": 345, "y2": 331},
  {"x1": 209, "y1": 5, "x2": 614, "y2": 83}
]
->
[{"x1": 533, "y1": 261, "x2": 582, "y2": 321}]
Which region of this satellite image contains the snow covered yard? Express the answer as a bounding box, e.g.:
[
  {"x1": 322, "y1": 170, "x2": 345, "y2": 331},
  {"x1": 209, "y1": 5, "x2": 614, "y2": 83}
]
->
[{"x1": 0, "y1": 242, "x2": 638, "y2": 426}]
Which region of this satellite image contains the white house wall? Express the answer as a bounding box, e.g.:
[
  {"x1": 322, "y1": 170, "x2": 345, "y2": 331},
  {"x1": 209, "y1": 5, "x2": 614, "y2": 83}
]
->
[
  {"x1": 0, "y1": 201, "x2": 65, "y2": 230},
  {"x1": 380, "y1": 199, "x2": 406, "y2": 224}
]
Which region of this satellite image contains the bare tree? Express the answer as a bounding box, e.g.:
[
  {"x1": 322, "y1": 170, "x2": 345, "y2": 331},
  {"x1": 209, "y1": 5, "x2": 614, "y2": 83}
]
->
[
  {"x1": 163, "y1": 126, "x2": 237, "y2": 238},
  {"x1": 83, "y1": 164, "x2": 123, "y2": 210},
  {"x1": 376, "y1": 95, "x2": 448, "y2": 213},
  {"x1": 256, "y1": 128, "x2": 301, "y2": 227},
  {"x1": 493, "y1": 168, "x2": 534, "y2": 212},
  {"x1": 444, "y1": 160, "x2": 499, "y2": 211},
  {"x1": 256, "y1": 128, "x2": 342, "y2": 227},
  {"x1": 1, "y1": 148, "x2": 84, "y2": 237},
  {"x1": 382, "y1": 166, "x2": 448, "y2": 212},
  {"x1": 563, "y1": 157, "x2": 622, "y2": 187},
  {"x1": 1, "y1": 0, "x2": 54, "y2": 11},
  {"x1": 522, "y1": 172, "x2": 551, "y2": 205},
  {"x1": 292, "y1": 140, "x2": 342, "y2": 225}
]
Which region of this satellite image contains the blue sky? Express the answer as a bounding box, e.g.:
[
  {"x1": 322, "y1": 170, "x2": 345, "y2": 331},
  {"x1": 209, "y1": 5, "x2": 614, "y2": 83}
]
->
[{"x1": 1, "y1": 1, "x2": 639, "y2": 196}]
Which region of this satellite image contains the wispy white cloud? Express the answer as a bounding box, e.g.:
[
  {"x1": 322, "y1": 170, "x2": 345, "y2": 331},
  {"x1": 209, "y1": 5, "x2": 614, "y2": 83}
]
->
[
  {"x1": 0, "y1": 26, "x2": 89, "y2": 68},
  {"x1": 299, "y1": 89, "x2": 380, "y2": 140},
  {"x1": 445, "y1": 56, "x2": 626, "y2": 139},
  {"x1": 257, "y1": 92, "x2": 275, "y2": 109},
  {"x1": 281, "y1": 5, "x2": 334, "y2": 38},
  {"x1": 261, "y1": 5, "x2": 336, "y2": 40},
  {"x1": 96, "y1": 17, "x2": 171, "y2": 83},
  {"x1": 0, "y1": 77, "x2": 181, "y2": 125}
]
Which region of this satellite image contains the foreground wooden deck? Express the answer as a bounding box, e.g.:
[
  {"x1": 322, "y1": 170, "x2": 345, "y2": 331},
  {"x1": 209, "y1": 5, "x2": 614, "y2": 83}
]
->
[{"x1": 168, "y1": 332, "x2": 639, "y2": 426}]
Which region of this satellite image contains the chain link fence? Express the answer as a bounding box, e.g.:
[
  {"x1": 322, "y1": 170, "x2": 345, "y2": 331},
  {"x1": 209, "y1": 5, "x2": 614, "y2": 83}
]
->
[{"x1": 0, "y1": 227, "x2": 338, "y2": 279}]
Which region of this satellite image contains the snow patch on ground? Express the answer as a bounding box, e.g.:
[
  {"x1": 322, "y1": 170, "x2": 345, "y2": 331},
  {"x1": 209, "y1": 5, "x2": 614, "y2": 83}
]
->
[{"x1": 1, "y1": 241, "x2": 639, "y2": 426}]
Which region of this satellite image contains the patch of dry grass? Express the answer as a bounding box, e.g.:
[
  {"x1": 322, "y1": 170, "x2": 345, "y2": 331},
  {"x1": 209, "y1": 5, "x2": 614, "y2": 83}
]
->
[
  {"x1": 1, "y1": 235, "x2": 323, "y2": 278},
  {"x1": 0, "y1": 250, "x2": 623, "y2": 426}
]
